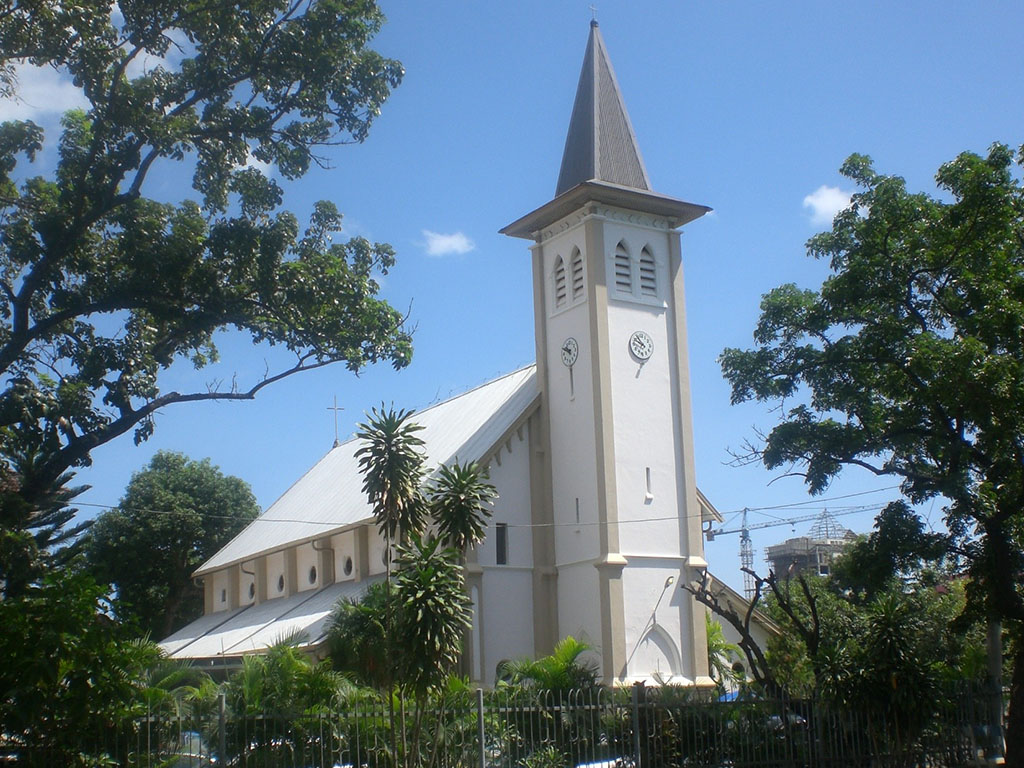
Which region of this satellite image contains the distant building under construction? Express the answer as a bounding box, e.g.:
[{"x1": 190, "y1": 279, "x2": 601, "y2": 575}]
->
[{"x1": 765, "y1": 511, "x2": 858, "y2": 578}]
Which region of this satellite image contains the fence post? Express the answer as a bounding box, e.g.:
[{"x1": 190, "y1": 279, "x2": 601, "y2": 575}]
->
[
  {"x1": 631, "y1": 682, "x2": 643, "y2": 768},
  {"x1": 477, "y1": 688, "x2": 486, "y2": 768},
  {"x1": 218, "y1": 691, "x2": 227, "y2": 765}
]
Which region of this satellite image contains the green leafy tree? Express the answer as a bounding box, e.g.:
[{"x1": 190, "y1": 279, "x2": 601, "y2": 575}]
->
[
  {"x1": 758, "y1": 571, "x2": 985, "y2": 754},
  {"x1": 0, "y1": 569, "x2": 160, "y2": 765},
  {"x1": 831, "y1": 501, "x2": 950, "y2": 599},
  {"x1": 719, "y1": 143, "x2": 1024, "y2": 760},
  {"x1": 0, "y1": 0, "x2": 412, "y2": 572},
  {"x1": 84, "y1": 450, "x2": 260, "y2": 638}
]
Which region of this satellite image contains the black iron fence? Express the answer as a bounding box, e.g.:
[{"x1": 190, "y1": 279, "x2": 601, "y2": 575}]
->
[{"x1": 2, "y1": 683, "x2": 1003, "y2": 767}]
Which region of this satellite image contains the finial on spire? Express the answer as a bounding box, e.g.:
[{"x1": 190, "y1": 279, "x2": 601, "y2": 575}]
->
[{"x1": 589, "y1": 5, "x2": 598, "y2": 24}]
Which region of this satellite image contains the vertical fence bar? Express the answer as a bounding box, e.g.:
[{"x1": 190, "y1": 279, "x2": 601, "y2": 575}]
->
[
  {"x1": 217, "y1": 692, "x2": 226, "y2": 766},
  {"x1": 631, "y1": 682, "x2": 642, "y2": 768},
  {"x1": 477, "y1": 687, "x2": 486, "y2": 768}
]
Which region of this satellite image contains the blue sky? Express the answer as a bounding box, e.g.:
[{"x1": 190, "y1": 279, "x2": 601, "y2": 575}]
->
[{"x1": 6, "y1": 1, "x2": 1024, "y2": 594}]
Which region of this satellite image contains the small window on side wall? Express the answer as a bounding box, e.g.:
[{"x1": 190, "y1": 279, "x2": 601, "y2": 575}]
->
[{"x1": 495, "y1": 523, "x2": 508, "y2": 565}]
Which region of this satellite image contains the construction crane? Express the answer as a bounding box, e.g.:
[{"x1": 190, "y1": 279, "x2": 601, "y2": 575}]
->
[{"x1": 705, "y1": 506, "x2": 872, "y2": 600}]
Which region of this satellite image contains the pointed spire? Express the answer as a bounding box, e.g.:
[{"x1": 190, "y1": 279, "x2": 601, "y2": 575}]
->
[{"x1": 555, "y1": 21, "x2": 651, "y2": 197}]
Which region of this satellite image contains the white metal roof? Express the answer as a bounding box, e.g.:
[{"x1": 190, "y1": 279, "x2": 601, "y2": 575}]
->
[
  {"x1": 159, "y1": 605, "x2": 249, "y2": 657},
  {"x1": 195, "y1": 365, "x2": 539, "y2": 576},
  {"x1": 163, "y1": 578, "x2": 380, "y2": 659}
]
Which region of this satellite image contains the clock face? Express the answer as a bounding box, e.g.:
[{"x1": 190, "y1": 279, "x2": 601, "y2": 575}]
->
[
  {"x1": 560, "y1": 337, "x2": 579, "y2": 367},
  {"x1": 629, "y1": 330, "x2": 654, "y2": 361}
]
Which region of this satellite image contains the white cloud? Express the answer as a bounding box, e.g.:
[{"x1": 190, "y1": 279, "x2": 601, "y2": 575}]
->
[
  {"x1": 803, "y1": 185, "x2": 853, "y2": 226},
  {"x1": 123, "y1": 28, "x2": 191, "y2": 79},
  {"x1": 241, "y1": 146, "x2": 274, "y2": 175},
  {"x1": 422, "y1": 230, "x2": 475, "y2": 256},
  {"x1": 0, "y1": 63, "x2": 88, "y2": 122}
]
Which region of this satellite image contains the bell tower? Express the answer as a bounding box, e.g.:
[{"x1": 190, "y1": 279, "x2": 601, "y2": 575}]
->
[{"x1": 501, "y1": 21, "x2": 714, "y2": 685}]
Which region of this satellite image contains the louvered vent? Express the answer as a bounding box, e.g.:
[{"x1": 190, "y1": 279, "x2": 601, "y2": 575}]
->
[
  {"x1": 639, "y1": 246, "x2": 657, "y2": 297},
  {"x1": 614, "y1": 242, "x2": 632, "y2": 293},
  {"x1": 554, "y1": 256, "x2": 567, "y2": 307},
  {"x1": 571, "y1": 249, "x2": 584, "y2": 300}
]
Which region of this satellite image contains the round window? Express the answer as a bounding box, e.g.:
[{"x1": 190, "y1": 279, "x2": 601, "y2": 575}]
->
[
  {"x1": 308, "y1": 566, "x2": 317, "y2": 585},
  {"x1": 277, "y1": 574, "x2": 285, "y2": 593},
  {"x1": 343, "y1": 556, "x2": 353, "y2": 576},
  {"x1": 249, "y1": 582, "x2": 256, "y2": 599}
]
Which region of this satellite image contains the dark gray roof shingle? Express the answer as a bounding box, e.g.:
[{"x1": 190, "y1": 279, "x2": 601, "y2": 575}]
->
[{"x1": 555, "y1": 21, "x2": 651, "y2": 196}]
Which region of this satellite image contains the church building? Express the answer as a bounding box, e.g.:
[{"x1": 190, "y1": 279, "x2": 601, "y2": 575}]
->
[{"x1": 161, "y1": 21, "x2": 723, "y2": 687}]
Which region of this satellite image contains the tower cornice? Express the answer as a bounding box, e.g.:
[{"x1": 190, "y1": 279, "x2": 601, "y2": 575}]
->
[{"x1": 500, "y1": 180, "x2": 710, "y2": 241}]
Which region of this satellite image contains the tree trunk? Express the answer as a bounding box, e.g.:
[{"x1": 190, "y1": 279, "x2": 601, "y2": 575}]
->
[{"x1": 1005, "y1": 642, "x2": 1022, "y2": 768}]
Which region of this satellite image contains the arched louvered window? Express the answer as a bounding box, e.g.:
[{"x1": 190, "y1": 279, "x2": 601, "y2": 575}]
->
[
  {"x1": 571, "y1": 248, "x2": 584, "y2": 301},
  {"x1": 614, "y1": 241, "x2": 632, "y2": 294},
  {"x1": 554, "y1": 255, "x2": 567, "y2": 307},
  {"x1": 639, "y1": 246, "x2": 657, "y2": 297}
]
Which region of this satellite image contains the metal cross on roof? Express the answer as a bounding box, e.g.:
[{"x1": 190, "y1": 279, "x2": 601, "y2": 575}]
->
[{"x1": 327, "y1": 396, "x2": 344, "y2": 448}]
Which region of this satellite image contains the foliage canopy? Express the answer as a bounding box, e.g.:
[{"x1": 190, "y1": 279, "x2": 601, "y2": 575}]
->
[
  {"x1": 0, "y1": 0, "x2": 412, "y2": 584},
  {"x1": 84, "y1": 450, "x2": 260, "y2": 638},
  {"x1": 720, "y1": 142, "x2": 1024, "y2": 759},
  {"x1": 0, "y1": 569, "x2": 169, "y2": 764}
]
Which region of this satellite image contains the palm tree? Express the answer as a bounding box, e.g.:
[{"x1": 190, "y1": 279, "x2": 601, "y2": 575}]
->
[
  {"x1": 0, "y1": 448, "x2": 90, "y2": 597},
  {"x1": 327, "y1": 581, "x2": 396, "y2": 693},
  {"x1": 497, "y1": 635, "x2": 600, "y2": 693},
  {"x1": 223, "y1": 636, "x2": 351, "y2": 763},
  {"x1": 393, "y1": 536, "x2": 473, "y2": 696},
  {"x1": 393, "y1": 535, "x2": 474, "y2": 766},
  {"x1": 355, "y1": 406, "x2": 426, "y2": 576},
  {"x1": 354, "y1": 406, "x2": 427, "y2": 768},
  {"x1": 429, "y1": 461, "x2": 496, "y2": 553},
  {"x1": 705, "y1": 615, "x2": 740, "y2": 692}
]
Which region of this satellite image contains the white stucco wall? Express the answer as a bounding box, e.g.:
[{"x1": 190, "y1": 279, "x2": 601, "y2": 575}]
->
[
  {"x1": 265, "y1": 550, "x2": 286, "y2": 598},
  {"x1": 557, "y1": 562, "x2": 603, "y2": 652},
  {"x1": 473, "y1": 417, "x2": 537, "y2": 683},
  {"x1": 239, "y1": 560, "x2": 256, "y2": 606},
  {"x1": 603, "y1": 222, "x2": 689, "y2": 561},
  {"x1": 480, "y1": 567, "x2": 534, "y2": 684},
  {"x1": 331, "y1": 530, "x2": 357, "y2": 582},
  {"x1": 296, "y1": 542, "x2": 318, "y2": 592},
  {"x1": 541, "y1": 223, "x2": 601, "y2": 569},
  {"x1": 368, "y1": 529, "x2": 388, "y2": 576},
  {"x1": 212, "y1": 569, "x2": 229, "y2": 612},
  {"x1": 477, "y1": 423, "x2": 533, "y2": 567},
  {"x1": 620, "y1": 561, "x2": 688, "y2": 682}
]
